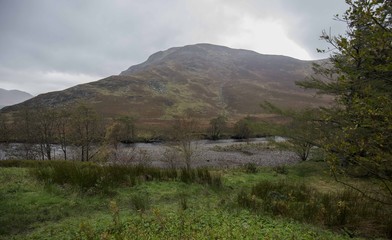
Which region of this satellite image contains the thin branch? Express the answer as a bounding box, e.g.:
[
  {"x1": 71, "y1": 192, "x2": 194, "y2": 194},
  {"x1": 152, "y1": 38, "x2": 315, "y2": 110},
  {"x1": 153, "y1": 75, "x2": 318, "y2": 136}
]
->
[
  {"x1": 331, "y1": 170, "x2": 392, "y2": 205},
  {"x1": 380, "y1": 177, "x2": 392, "y2": 197}
]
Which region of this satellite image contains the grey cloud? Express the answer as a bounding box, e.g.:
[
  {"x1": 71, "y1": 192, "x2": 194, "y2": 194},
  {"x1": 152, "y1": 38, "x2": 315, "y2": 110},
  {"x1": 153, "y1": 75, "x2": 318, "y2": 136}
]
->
[
  {"x1": 0, "y1": 0, "x2": 348, "y2": 95},
  {"x1": 219, "y1": 0, "x2": 347, "y2": 58}
]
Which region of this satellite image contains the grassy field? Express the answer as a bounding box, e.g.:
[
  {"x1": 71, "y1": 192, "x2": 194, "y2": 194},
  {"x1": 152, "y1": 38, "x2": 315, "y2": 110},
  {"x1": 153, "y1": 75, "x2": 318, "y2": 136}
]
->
[{"x1": 0, "y1": 160, "x2": 390, "y2": 239}]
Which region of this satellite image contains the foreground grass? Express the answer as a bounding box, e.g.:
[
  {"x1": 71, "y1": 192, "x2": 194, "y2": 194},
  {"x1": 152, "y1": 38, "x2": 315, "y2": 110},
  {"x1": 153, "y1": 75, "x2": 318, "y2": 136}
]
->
[{"x1": 0, "y1": 161, "x2": 389, "y2": 239}]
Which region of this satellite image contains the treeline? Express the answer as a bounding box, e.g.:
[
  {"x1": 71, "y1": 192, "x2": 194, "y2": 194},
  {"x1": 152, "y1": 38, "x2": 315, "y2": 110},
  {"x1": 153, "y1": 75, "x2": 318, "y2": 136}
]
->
[
  {"x1": 0, "y1": 102, "x2": 269, "y2": 162},
  {"x1": 0, "y1": 103, "x2": 111, "y2": 161}
]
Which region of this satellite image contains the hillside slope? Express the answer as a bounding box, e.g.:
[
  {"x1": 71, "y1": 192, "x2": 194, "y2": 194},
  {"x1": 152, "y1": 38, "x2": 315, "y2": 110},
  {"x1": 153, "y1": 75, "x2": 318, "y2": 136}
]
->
[{"x1": 2, "y1": 44, "x2": 330, "y2": 120}]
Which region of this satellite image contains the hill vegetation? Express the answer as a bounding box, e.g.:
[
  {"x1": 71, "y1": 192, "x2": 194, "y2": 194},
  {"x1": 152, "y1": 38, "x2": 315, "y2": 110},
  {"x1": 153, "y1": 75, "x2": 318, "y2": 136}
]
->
[{"x1": 1, "y1": 44, "x2": 331, "y2": 123}]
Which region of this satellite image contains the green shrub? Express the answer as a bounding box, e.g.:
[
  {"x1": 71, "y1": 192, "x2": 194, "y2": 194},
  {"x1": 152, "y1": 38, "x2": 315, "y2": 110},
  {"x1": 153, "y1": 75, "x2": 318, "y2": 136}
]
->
[
  {"x1": 237, "y1": 190, "x2": 259, "y2": 210},
  {"x1": 244, "y1": 163, "x2": 258, "y2": 173},
  {"x1": 130, "y1": 193, "x2": 150, "y2": 212},
  {"x1": 178, "y1": 194, "x2": 188, "y2": 210},
  {"x1": 272, "y1": 165, "x2": 288, "y2": 175},
  {"x1": 238, "y1": 180, "x2": 392, "y2": 239}
]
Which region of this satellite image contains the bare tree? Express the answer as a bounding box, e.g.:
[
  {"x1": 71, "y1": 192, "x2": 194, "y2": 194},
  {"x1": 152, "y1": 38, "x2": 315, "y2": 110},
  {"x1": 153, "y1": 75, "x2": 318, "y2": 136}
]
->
[
  {"x1": 0, "y1": 114, "x2": 9, "y2": 143},
  {"x1": 35, "y1": 108, "x2": 57, "y2": 160},
  {"x1": 170, "y1": 115, "x2": 199, "y2": 171},
  {"x1": 55, "y1": 108, "x2": 71, "y2": 160},
  {"x1": 13, "y1": 108, "x2": 38, "y2": 159},
  {"x1": 70, "y1": 103, "x2": 102, "y2": 161}
]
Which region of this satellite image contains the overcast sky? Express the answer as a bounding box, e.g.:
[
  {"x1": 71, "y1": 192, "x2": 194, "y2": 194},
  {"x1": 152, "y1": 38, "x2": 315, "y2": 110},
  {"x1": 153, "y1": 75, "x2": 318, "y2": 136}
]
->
[{"x1": 0, "y1": 0, "x2": 348, "y2": 95}]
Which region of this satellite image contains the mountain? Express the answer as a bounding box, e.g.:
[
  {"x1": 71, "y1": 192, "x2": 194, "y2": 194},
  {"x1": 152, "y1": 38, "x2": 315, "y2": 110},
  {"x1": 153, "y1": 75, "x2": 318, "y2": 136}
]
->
[
  {"x1": 0, "y1": 88, "x2": 33, "y2": 109},
  {"x1": 1, "y1": 43, "x2": 331, "y2": 122}
]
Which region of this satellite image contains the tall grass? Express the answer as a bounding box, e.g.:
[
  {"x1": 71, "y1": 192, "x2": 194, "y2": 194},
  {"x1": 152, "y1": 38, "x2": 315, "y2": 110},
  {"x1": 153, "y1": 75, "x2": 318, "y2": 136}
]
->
[
  {"x1": 0, "y1": 160, "x2": 222, "y2": 193},
  {"x1": 237, "y1": 180, "x2": 392, "y2": 238},
  {"x1": 179, "y1": 167, "x2": 222, "y2": 188}
]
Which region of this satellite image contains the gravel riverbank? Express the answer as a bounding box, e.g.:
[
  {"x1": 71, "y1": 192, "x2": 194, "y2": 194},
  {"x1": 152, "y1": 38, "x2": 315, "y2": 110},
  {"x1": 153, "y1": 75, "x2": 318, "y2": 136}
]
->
[
  {"x1": 123, "y1": 138, "x2": 299, "y2": 168},
  {"x1": 0, "y1": 138, "x2": 299, "y2": 168}
]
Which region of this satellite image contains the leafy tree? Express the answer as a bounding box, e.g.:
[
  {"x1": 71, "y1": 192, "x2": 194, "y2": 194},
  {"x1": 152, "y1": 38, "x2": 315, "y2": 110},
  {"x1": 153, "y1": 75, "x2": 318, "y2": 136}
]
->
[
  {"x1": 208, "y1": 115, "x2": 227, "y2": 140},
  {"x1": 104, "y1": 116, "x2": 136, "y2": 162},
  {"x1": 116, "y1": 115, "x2": 137, "y2": 143},
  {"x1": 298, "y1": 0, "x2": 392, "y2": 204},
  {"x1": 105, "y1": 121, "x2": 124, "y2": 152},
  {"x1": 233, "y1": 117, "x2": 253, "y2": 140},
  {"x1": 261, "y1": 103, "x2": 321, "y2": 161},
  {"x1": 106, "y1": 116, "x2": 136, "y2": 146}
]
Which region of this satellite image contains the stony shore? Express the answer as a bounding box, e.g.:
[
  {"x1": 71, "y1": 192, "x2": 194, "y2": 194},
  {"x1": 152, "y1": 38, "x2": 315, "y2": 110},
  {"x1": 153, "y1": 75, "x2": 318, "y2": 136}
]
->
[
  {"x1": 117, "y1": 138, "x2": 299, "y2": 168},
  {"x1": 0, "y1": 138, "x2": 299, "y2": 168}
]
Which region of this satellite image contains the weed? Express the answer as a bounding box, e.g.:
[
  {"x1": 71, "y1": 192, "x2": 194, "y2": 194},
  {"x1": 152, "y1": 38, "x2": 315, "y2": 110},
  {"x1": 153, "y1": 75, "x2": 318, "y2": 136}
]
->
[
  {"x1": 130, "y1": 193, "x2": 150, "y2": 213},
  {"x1": 272, "y1": 165, "x2": 288, "y2": 175},
  {"x1": 210, "y1": 174, "x2": 223, "y2": 189},
  {"x1": 244, "y1": 163, "x2": 258, "y2": 173},
  {"x1": 178, "y1": 193, "x2": 188, "y2": 210},
  {"x1": 238, "y1": 180, "x2": 392, "y2": 239},
  {"x1": 237, "y1": 190, "x2": 258, "y2": 210},
  {"x1": 179, "y1": 168, "x2": 195, "y2": 183},
  {"x1": 74, "y1": 206, "x2": 353, "y2": 239},
  {"x1": 179, "y1": 167, "x2": 222, "y2": 188},
  {"x1": 78, "y1": 221, "x2": 96, "y2": 240}
]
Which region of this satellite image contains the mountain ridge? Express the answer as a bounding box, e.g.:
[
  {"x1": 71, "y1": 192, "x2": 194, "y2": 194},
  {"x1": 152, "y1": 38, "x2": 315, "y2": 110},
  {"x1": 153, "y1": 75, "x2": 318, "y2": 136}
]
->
[
  {"x1": 2, "y1": 43, "x2": 331, "y2": 121},
  {"x1": 0, "y1": 88, "x2": 33, "y2": 109}
]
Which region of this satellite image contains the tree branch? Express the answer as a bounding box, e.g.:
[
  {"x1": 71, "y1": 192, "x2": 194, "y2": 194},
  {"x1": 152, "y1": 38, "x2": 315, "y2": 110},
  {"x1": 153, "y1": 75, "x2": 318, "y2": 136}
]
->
[{"x1": 331, "y1": 170, "x2": 392, "y2": 205}]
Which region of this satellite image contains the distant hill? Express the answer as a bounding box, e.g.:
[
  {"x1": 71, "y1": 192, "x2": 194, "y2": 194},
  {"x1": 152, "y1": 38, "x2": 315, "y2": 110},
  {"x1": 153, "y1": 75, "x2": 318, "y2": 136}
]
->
[
  {"x1": 1, "y1": 43, "x2": 331, "y2": 122},
  {"x1": 0, "y1": 88, "x2": 33, "y2": 109}
]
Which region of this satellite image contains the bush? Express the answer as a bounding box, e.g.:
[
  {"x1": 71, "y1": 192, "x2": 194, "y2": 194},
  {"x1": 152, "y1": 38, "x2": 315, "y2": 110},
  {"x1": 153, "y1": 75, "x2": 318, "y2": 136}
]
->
[
  {"x1": 244, "y1": 163, "x2": 258, "y2": 173},
  {"x1": 130, "y1": 193, "x2": 150, "y2": 212},
  {"x1": 238, "y1": 180, "x2": 392, "y2": 239},
  {"x1": 178, "y1": 193, "x2": 188, "y2": 210},
  {"x1": 272, "y1": 165, "x2": 288, "y2": 175},
  {"x1": 233, "y1": 118, "x2": 252, "y2": 140},
  {"x1": 237, "y1": 190, "x2": 259, "y2": 210}
]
